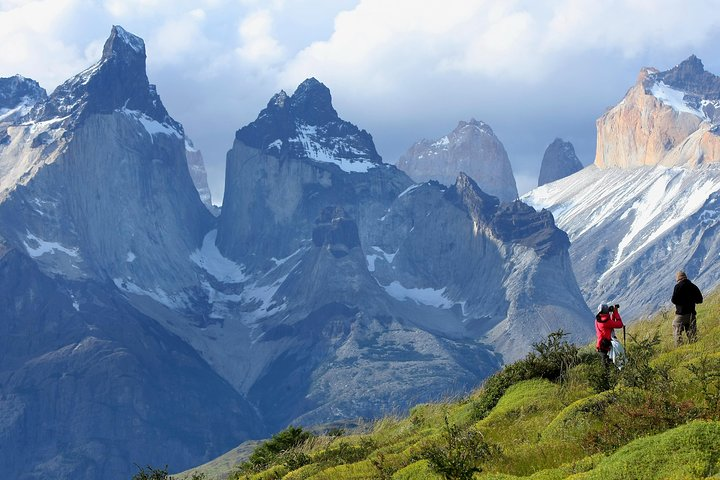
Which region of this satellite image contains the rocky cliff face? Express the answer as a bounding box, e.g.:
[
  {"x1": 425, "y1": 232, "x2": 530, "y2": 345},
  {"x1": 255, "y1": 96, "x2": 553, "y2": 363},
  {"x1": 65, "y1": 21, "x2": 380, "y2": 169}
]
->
[
  {"x1": 0, "y1": 241, "x2": 260, "y2": 480},
  {"x1": 185, "y1": 137, "x2": 216, "y2": 212},
  {"x1": 538, "y1": 138, "x2": 583, "y2": 186},
  {"x1": 396, "y1": 119, "x2": 519, "y2": 202},
  {"x1": 595, "y1": 55, "x2": 720, "y2": 169}
]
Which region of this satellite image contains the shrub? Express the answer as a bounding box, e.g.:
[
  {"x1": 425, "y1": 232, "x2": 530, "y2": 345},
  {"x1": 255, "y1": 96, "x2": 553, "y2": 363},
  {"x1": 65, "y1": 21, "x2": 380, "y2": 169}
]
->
[
  {"x1": 130, "y1": 466, "x2": 205, "y2": 480},
  {"x1": 421, "y1": 414, "x2": 498, "y2": 480},
  {"x1": 235, "y1": 426, "x2": 313, "y2": 474},
  {"x1": 685, "y1": 355, "x2": 720, "y2": 419},
  {"x1": 473, "y1": 330, "x2": 579, "y2": 420}
]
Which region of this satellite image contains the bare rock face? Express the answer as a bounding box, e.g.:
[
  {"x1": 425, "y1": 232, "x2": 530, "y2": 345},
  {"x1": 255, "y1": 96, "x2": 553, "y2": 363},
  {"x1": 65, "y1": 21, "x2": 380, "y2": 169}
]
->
[
  {"x1": 538, "y1": 138, "x2": 583, "y2": 186},
  {"x1": 397, "y1": 119, "x2": 518, "y2": 202},
  {"x1": 595, "y1": 55, "x2": 720, "y2": 169},
  {"x1": 185, "y1": 137, "x2": 216, "y2": 212}
]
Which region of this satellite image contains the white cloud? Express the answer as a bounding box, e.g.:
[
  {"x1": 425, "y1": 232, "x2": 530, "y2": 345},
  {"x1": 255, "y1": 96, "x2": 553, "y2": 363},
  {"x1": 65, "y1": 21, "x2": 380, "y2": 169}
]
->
[
  {"x1": 236, "y1": 9, "x2": 285, "y2": 65},
  {"x1": 0, "y1": 0, "x2": 106, "y2": 89},
  {"x1": 281, "y1": 0, "x2": 720, "y2": 93},
  {"x1": 147, "y1": 9, "x2": 212, "y2": 65}
]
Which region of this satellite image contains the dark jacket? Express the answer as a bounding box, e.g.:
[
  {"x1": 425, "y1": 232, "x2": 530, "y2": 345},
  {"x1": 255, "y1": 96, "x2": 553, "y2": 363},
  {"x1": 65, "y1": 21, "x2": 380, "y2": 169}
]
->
[
  {"x1": 595, "y1": 310, "x2": 623, "y2": 352},
  {"x1": 671, "y1": 278, "x2": 703, "y2": 315}
]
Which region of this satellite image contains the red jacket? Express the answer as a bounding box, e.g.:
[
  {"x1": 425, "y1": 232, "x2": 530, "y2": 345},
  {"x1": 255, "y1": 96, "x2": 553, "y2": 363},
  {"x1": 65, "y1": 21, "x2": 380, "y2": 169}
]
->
[{"x1": 595, "y1": 311, "x2": 624, "y2": 351}]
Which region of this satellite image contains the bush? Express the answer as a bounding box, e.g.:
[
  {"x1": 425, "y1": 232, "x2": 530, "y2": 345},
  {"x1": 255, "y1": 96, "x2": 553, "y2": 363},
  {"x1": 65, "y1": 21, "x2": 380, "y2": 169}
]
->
[
  {"x1": 235, "y1": 426, "x2": 313, "y2": 474},
  {"x1": 473, "y1": 330, "x2": 579, "y2": 420},
  {"x1": 131, "y1": 466, "x2": 205, "y2": 480},
  {"x1": 421, "y1": 414, "x2": 498, "y2": 480},
  {"x1": 685, "y1": 355, "x2": 720, "y2": 419}
]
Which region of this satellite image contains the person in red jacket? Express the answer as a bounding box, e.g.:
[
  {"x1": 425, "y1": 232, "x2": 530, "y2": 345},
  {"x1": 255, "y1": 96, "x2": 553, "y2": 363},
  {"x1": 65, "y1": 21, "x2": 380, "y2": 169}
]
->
[{"x1": 595, "y1": 303, "x2": 624, "y2": 365}]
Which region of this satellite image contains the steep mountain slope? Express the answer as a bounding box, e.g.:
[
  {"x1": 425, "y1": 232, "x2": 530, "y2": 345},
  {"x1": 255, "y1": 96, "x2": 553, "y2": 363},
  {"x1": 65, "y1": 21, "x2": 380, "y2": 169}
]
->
[
  {"x1": 0, "y1": 26, "x2": 259, "y2": 480},
  {"x1": 0, "y1": 242, "x2": 260, "y2": 480},
  {"x1": 538, "y1": 138, "x2": 583, "y2": 186},
  {"x1": 396, "y1": 119, "x2": 519, "y2": 202},
  {"x1": 525, "y1": 56, "x2": 720, "y2": 318}
]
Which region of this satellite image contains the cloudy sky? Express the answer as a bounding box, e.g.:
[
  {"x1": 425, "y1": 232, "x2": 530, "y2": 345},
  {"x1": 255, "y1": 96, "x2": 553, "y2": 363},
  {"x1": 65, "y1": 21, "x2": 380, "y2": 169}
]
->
[{"x1": 2, "y1": 0, "x2": 720, "y2": 202}]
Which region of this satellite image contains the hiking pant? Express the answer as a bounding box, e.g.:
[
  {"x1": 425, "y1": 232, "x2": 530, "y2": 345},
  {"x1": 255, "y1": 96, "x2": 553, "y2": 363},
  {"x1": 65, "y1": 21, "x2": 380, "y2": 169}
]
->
[{"x1": 673, "y1": 313, "x2": 697, "y2": 345}]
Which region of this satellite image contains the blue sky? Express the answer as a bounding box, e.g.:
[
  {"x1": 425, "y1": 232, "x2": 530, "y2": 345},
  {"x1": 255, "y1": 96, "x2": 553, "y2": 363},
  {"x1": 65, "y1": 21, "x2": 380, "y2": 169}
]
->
[{"x1": 2, "y1": 0, "x2": 720, "y2": 203}]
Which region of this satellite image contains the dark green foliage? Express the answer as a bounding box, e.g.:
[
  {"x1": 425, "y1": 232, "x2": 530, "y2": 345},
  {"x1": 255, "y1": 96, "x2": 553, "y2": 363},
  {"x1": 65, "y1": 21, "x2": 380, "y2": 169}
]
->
[
  {"x1": 237, "y1": 426, "x2": 312, "y2": 473},
  {"x1": 282, "y1": 451, "x2": 312, "y2": 471},
  {"x1": 421, "y1": 415, "x2": 497, "y2": 480},
  {"x1": 583, "y1": 352, "x2": 619, "y2": 393},
  {"x1": 473, "y1": 330, "x2": 579, "y2": 420},
  {"x1": 524, "y1": 330, "x2": 581, "y2": 382},
  {"x1": 131, "y1": 465, "x2": 172, "y2": 480},
  {"x1": 618, "y1": 332, "x2": 662, "y2": 389},
  {"x1": 686, "y1": 355, "x2": 720, "y2": 418},
  {"x1": 131, "y1": 465, "x2": 206, "y2": 480}
]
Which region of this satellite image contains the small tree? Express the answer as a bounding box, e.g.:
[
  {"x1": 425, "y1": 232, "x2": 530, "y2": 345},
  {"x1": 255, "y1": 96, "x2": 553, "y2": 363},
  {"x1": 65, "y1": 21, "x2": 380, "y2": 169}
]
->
[
  {"x1": 422, "y1": 415, "x2": 497, "y2": 480},
  {"x1": 238, "y1": 425, "x2": 313, "y2": 473}
]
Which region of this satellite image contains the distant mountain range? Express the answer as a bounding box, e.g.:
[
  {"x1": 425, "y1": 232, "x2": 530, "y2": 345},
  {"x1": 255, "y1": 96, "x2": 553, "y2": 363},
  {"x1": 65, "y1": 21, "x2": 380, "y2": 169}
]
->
[{"x1": 0, "y1": 26, "x2": 592, "y2": 480}]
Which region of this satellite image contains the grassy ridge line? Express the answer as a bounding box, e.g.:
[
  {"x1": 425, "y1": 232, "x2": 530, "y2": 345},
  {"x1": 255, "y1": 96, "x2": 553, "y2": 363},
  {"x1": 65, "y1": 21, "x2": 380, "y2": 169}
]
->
[{"x1": 181, "y1": 290, "x2": 720, "y2": 480}]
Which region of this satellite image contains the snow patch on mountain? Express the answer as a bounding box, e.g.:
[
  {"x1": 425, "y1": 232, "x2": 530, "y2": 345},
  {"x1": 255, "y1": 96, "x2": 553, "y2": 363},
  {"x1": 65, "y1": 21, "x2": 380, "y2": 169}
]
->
[
  {"x1": 650, "y1": 82, "x2": 705, "y2": 118},
  {"x1": 290, "y1": 123, "x2": 378, "y2": 173},
  {"x1": 113, "y1": 277, "x2": 189, "y2": 310},
  {"x1": 23, "y1": 232, "x2": 79, "y2": 258},
  {"x1": 382, "y1": 280, "x2": 455, "y2": 309},
  {"x1": 191, "y1": 230, "x2": 248, "y2": 283},
  {"x1": 120, "y1": 108, "x2": 182, "y2": 141}
]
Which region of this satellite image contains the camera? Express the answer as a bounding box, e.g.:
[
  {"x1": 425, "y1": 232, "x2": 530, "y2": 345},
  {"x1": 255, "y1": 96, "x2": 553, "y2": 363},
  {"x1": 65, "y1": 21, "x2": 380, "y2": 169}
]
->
[{"x1": 608, "y1": 304, "x2": 620, "y2": 312}]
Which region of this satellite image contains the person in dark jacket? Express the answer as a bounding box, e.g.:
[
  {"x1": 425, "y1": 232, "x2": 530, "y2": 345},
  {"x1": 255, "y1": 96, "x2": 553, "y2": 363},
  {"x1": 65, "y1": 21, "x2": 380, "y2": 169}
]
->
[
  {"x1": 595, "y1": 303, "x2": 624, "y2": 366},
  {"x1": 671, "y1": 271, "x2": 703, "y2": 345}
]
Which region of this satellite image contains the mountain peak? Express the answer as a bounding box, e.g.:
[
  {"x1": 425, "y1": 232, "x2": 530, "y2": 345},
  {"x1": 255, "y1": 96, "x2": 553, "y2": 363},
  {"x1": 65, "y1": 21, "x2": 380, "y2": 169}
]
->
[
  {"x1": 455, "y1": 118, "x2": 492, "y2": 134},
  {"x1": 34, "y1": 26, "x2": 175, "y2": 128},
  {"x1": 538, "y1": 138, "x2": 582, "y2": 186},
  {"x1": 102, "y1": 25, "x2": 146, "y2": 61},
  {"x1": 643, "y1": 54, "x2": 720, "y2": 102},
  {"x1": 675, "y1": 54, "x2": 704, "y2": 76},
  {"x1": 0, "y1": 75, "x2": 47, "y2": 111},
  {"x1": 233, "y1": 78, "x2": 381, "y2": 169},
  {"x1": 269, "y1": 90, "x2": 289, "y2": 108},
  {"x1": 288, "y1": 78, "x2": 337, "y2": 124}
]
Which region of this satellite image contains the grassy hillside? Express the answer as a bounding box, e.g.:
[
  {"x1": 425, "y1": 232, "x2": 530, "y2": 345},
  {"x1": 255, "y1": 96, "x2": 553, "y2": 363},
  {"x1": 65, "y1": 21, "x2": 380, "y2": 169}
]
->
[{"x1": 178, "y1": 290, "x2": 720, "y2": 480}]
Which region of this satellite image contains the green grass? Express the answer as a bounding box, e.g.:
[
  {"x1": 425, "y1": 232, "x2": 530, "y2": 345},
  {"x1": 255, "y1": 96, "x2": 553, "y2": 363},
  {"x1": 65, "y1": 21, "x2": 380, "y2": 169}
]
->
[{"x1": 186, "y1": 289, "x2": 720, "y2": 480}]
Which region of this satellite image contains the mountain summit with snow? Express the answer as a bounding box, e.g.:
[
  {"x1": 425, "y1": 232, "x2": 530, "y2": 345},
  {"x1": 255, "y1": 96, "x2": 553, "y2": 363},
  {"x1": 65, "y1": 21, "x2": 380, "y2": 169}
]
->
[
  {"x1": 396, "y1": 119, "x2": 519, "y2": 202},
  {"x1": 595, "y1": 55, "x2": 720, "y2": 169}
]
